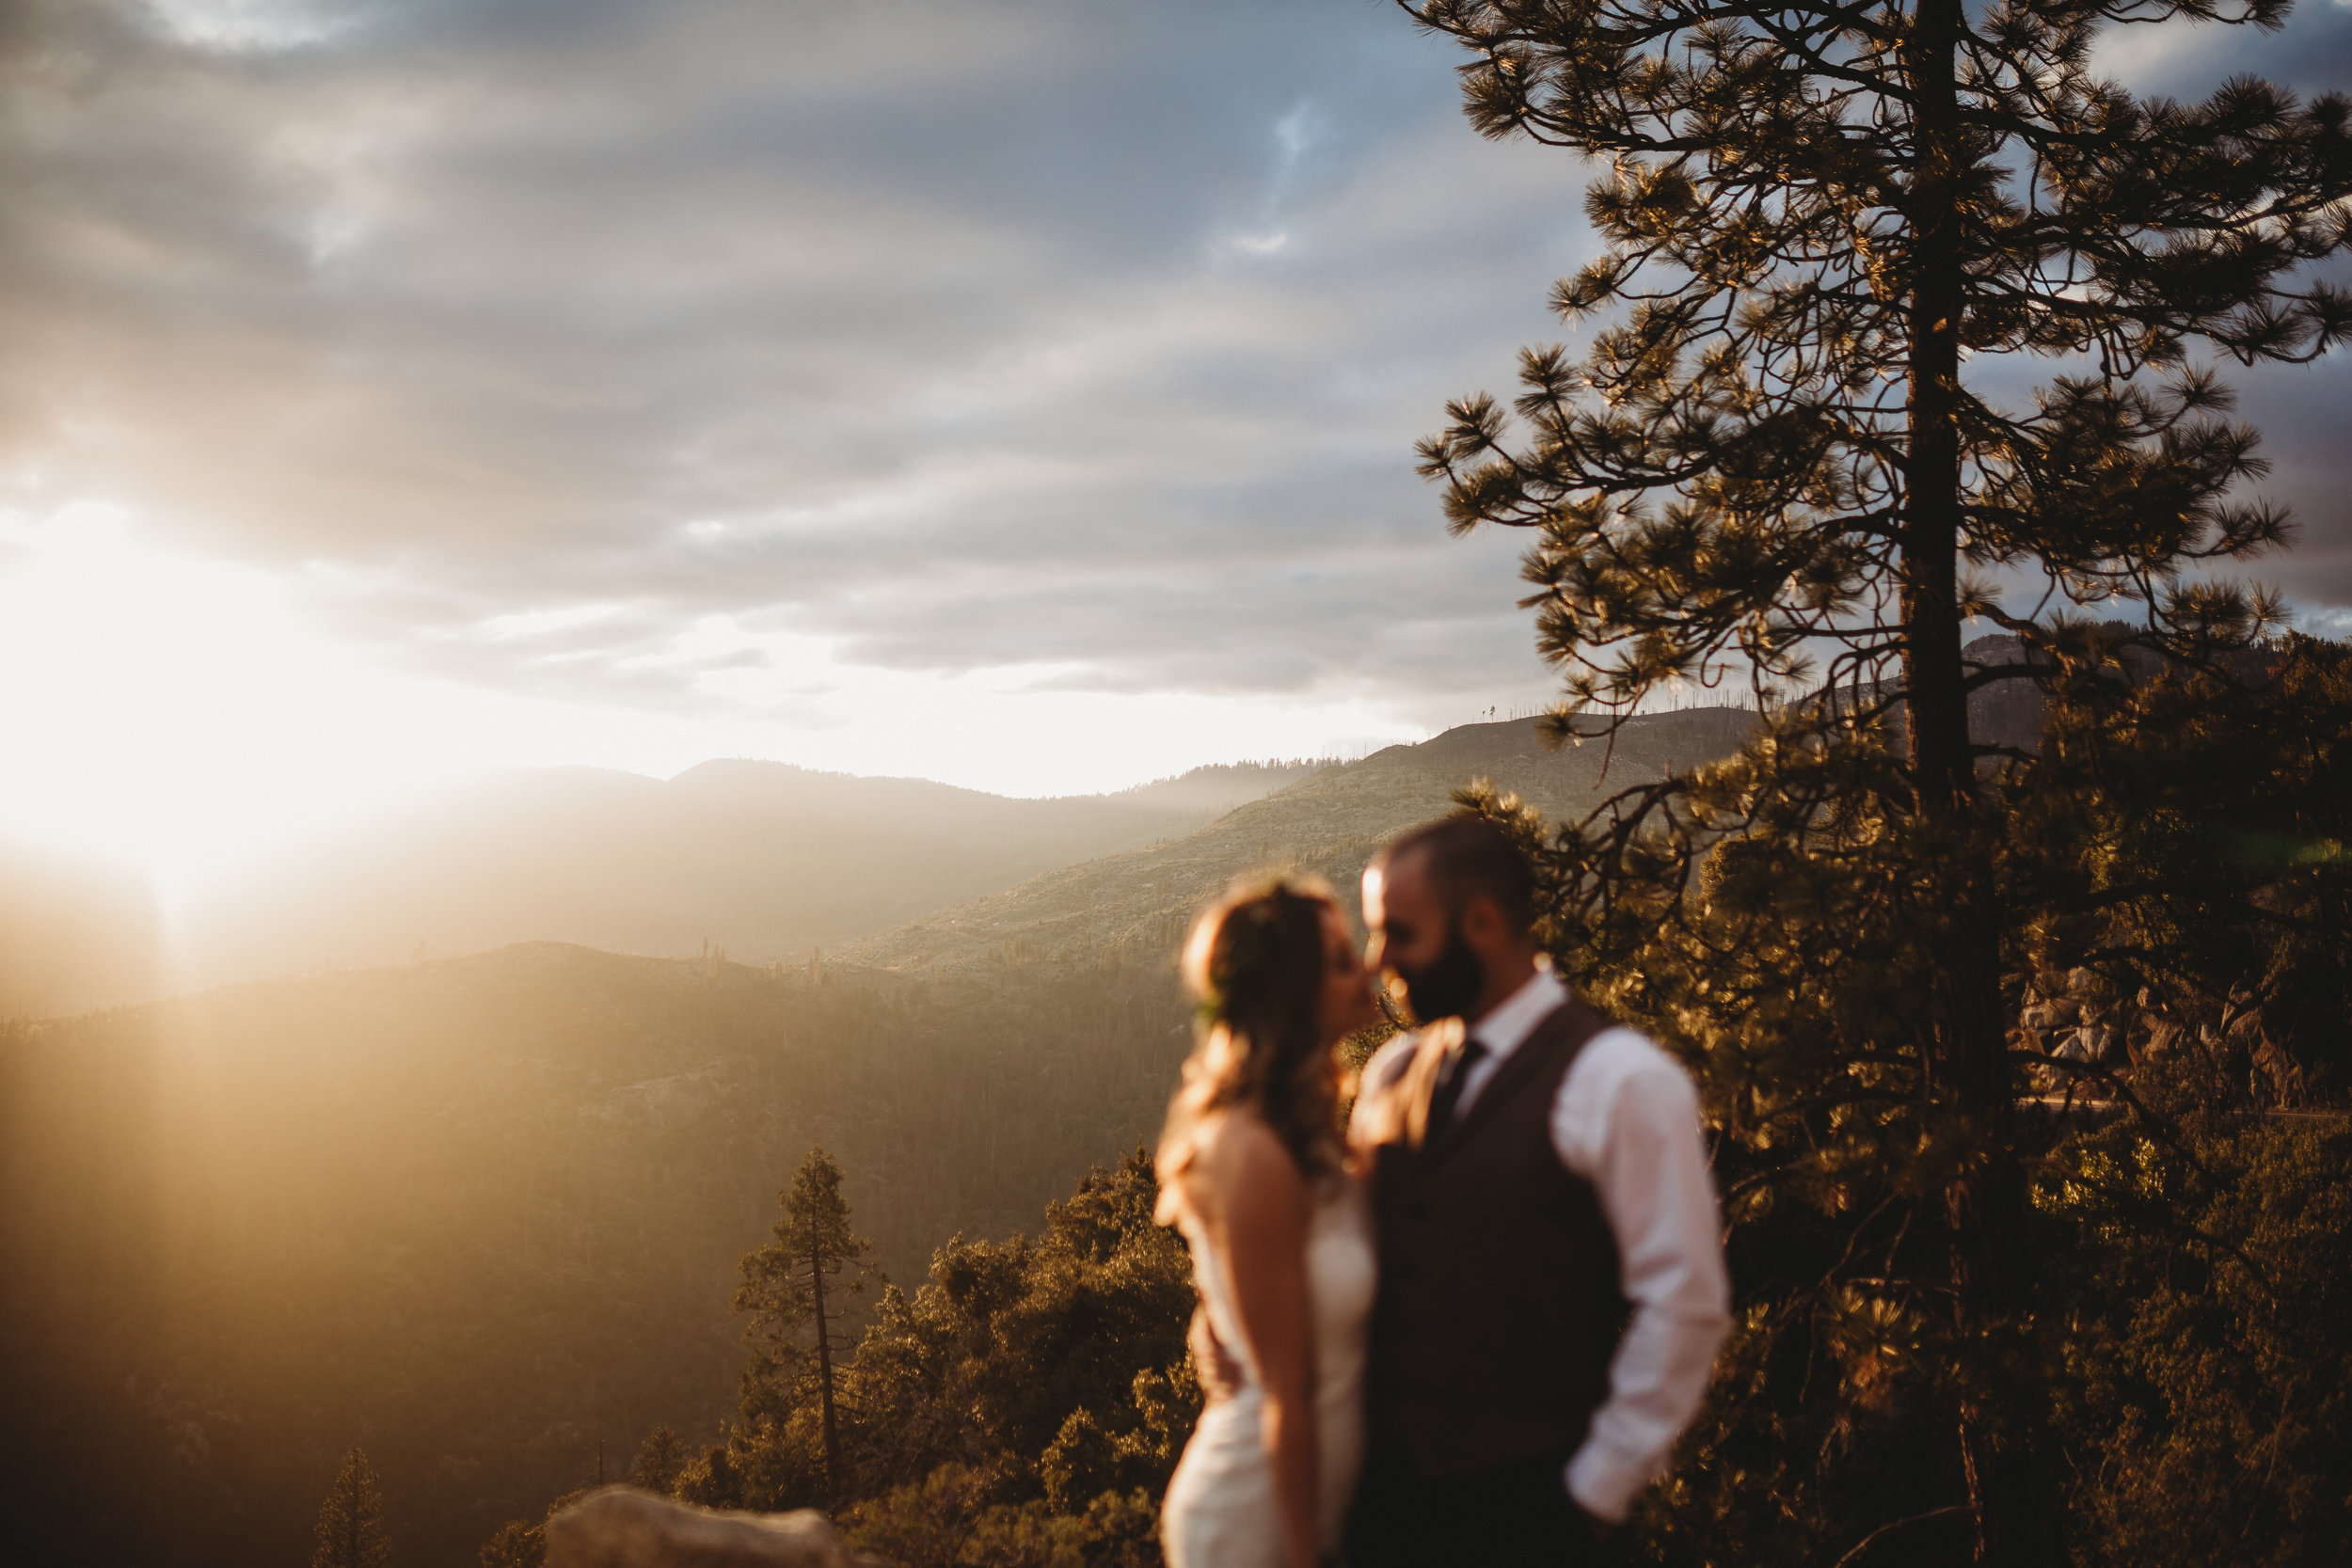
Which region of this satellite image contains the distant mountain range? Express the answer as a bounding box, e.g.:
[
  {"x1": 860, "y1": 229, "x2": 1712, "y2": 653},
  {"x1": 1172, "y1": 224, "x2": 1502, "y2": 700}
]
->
[
  {"x1": 0, "y1": 634, "x2": 2072, "y2": 1022},
  {"x1": 844, "y1": 707, "x2": 1758, "y2": 973},
  {"x1": 0, "y1": 757, "x2": 1332, "y2": 1018},
  {"x1": 0, "y1": 707, "x2": 1765, "y2": 1566}
]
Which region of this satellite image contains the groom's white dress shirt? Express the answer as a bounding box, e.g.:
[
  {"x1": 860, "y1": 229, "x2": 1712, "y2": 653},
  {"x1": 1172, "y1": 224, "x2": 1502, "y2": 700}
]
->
[{"x1": 1350, "y1": 965, "x2": 1732, "y2": 1524}]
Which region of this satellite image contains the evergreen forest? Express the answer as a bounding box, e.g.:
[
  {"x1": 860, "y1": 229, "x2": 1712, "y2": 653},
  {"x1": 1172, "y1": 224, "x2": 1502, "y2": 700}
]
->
[
  {"x1": 0, "y1": 711, "x2": 1740, "y2": 1565},
  {"x1": 4, "y1": 657, "x2": 2349, "y2": 1566}
]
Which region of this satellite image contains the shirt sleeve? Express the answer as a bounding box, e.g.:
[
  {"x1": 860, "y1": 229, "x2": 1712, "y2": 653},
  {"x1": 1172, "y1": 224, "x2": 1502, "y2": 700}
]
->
[{"x1": 1550, "y1": 1031, "x2": 1732, "y2": 1523}]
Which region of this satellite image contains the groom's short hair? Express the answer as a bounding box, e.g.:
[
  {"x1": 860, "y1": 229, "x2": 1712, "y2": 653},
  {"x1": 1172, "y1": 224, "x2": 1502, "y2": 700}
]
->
[{"x1": 1375, "y1": 816, "x2": 1535, "y2": 935}]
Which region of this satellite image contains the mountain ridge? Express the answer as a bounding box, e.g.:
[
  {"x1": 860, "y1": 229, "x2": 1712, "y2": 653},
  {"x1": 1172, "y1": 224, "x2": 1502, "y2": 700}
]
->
[
  {"x1": 842, "y1": 705, "x2": 1759, "y2": 973},
  {"x1": 0, "y1": 756, "x2": 1333, "y2": 1018},
  {"x1": 0, "y1": 706, "x2": 1765, "y2": 1567}
]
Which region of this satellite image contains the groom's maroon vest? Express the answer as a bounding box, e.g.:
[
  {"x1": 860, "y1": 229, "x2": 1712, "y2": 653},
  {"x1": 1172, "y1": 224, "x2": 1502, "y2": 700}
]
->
[{"x1": 1359, "y1": 999, "x2": 1628, "y2": 1477}]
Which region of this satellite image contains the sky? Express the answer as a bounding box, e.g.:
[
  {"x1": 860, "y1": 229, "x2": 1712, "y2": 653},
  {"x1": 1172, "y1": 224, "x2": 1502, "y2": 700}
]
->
[{"x1": 3, "y1": 0, "x2": 2350, "y2": 870}]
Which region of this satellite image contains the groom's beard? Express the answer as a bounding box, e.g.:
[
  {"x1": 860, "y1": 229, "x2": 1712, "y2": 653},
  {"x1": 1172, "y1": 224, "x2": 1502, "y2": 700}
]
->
[{"x1": 1392, "y1": 920, "x2": 1486, "y2": 1024}]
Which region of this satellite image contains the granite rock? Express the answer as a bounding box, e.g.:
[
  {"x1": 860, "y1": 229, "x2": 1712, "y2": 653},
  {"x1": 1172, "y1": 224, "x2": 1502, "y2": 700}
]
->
[{"x1": 545, "y1": 1487, "x2": 882, "y2": 1568}]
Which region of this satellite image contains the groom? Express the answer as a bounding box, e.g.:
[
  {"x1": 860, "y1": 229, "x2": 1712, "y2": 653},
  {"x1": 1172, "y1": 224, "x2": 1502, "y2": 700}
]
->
[{"x1": 1343, "y1": 815, "x2": 1730, "y2": 1565}]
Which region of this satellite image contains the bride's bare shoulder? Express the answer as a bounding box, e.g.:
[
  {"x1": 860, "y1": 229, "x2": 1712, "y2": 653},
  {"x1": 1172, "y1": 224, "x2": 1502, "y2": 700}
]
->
[{"x1": 1183, "y1": 1109, "x2": 1303, "y2": 1203}]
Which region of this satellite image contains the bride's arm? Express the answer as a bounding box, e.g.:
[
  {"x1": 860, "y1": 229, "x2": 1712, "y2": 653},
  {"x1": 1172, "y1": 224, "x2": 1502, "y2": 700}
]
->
[{"x1": 1192, "y1": 1116, "x2": 1319, "y2": 1568}]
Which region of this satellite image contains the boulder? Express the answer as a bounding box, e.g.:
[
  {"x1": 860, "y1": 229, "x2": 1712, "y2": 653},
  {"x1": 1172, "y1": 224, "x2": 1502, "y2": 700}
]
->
[
  {"x1": 2137, "y1": 1018, "x2": 2186, "y2": 1063},
  {"x1": 2021, "y1": 995, "x2": 2080, "y2": 1032},
  {"x1": 2251, "y1": 1037, "x2": 2307, "y2": 1107},
  {"x1": 546, "y1": 1487, "x2": 880, "y2": 1568}
]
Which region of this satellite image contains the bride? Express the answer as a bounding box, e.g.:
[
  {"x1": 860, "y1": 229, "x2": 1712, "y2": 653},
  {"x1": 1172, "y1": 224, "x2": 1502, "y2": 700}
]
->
[{"x1": 1155, "y1": 878, "x2": 1381, "y2": 1568}]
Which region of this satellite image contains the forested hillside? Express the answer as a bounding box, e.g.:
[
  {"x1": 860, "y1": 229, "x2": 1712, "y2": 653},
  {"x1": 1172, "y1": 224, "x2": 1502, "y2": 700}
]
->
[
  {"x1": 0, "y1": 944, "x2": 1184, "y2": 1567},
  {"x1": 0, "y1": 712, "x2": 1742, "y2": 1567},
  {"x1": 848, "y1": 708, "x2": 1756, "y2": 973},
  {"x1": 10, "y1": 678, "x2": 2349, "y2": 1568}
]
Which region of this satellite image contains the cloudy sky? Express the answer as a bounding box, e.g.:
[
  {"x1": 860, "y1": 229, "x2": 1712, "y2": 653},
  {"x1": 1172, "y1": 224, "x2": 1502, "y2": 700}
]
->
[{"x1": 3, "y1": 0, "x2": 2349, "y2": 866}]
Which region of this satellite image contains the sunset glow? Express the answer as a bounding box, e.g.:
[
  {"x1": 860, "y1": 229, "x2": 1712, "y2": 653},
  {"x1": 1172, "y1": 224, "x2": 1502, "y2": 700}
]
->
[
  {"x1": 0, "y1": 497, "x2": 1446, "y2": 877},
  {"x1": 5, "y1": 0, "x2": 2343, "y2": 889}
]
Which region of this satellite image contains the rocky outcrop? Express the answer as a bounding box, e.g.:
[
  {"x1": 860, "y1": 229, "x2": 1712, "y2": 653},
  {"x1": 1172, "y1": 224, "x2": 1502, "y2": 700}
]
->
[
  {"x1": 545, "y1": 1487, "x2": 882, "y2": 1568},
  {"x1": 2014, "y1": 972, "x2": 2312, "y2": 1108}
]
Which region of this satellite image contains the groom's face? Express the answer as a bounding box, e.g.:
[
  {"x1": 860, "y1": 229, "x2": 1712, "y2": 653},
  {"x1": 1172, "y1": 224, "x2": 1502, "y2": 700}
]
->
[{"x1": 1363, "y1": 852, "x2": 1486, "y2": 1024}]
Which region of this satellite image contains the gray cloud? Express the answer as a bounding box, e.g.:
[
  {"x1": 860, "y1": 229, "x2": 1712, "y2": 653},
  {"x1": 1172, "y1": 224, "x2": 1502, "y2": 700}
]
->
[
  {"x1": 2092, "y1": 3, "x2": 2352, "y2": 624},
  {"x1": 2, "y1": 0, "x2": 2346, "y2": 733}
]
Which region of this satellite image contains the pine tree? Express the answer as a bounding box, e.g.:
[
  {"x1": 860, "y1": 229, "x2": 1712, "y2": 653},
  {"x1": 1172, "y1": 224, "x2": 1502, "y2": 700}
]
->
[
  {"x1": 1398, "y1": 0, "x2": 2351, "y2": 1558},
  {"x1": 630, "y1": 1423, "x2": 688, "y2": 1496},
  {"x1": 310, "y1": 1447, "x2": 392, "y2": 1568},
  {"x1": 476, "y1": 1519, "x2": 544, "y2": 1568},
  {"x1": 734, "y1": 1147, "x2": 879, "y2": 1504}
]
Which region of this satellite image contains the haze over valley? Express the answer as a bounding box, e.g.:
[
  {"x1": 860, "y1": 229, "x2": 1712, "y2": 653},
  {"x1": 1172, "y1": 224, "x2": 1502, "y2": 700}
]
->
[
  {"x1": 0, "y1": 711, "x2": 1747, "y2": 1566},
  {"x1": 0, "y1": 757, "x2": 1332, "y2": 1019}
]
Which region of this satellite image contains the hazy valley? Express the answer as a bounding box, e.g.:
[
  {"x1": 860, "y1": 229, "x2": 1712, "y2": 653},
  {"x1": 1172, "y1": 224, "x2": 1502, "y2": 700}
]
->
[
  {"x1": 0, "y1": 712, "x2": 1752, "y2": 1566},
  {"x1": 0, "y1": 758, "x2": 1331, "y2": 1020}
]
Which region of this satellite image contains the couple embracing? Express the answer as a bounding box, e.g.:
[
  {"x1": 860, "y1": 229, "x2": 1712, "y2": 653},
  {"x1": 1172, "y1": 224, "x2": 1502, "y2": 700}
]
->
[{"x1": 1153, "y1": 816, "x2": 1731, "y2": 1567}]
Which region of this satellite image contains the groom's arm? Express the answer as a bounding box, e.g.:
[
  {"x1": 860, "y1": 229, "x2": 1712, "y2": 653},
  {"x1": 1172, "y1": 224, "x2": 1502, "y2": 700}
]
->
[{"x1": 1551, "y1": 1030, "x2": 1732, "y2": 1524}]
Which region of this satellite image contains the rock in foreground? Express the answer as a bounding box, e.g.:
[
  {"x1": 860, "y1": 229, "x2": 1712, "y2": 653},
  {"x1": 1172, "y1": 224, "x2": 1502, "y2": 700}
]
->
[{"x1": 546, "y1": 1487, "x2": 878, "y2": 1568}]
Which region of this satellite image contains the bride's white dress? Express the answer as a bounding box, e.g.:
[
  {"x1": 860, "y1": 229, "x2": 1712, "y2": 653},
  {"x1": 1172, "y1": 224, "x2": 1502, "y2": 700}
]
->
[{"x1": 1162, "y1": 1171, "x2": 1376, "y2": 1568}]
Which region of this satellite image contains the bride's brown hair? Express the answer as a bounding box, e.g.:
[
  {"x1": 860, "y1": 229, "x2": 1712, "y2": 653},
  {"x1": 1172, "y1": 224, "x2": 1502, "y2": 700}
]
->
[{"x1": 1159, "y1": 876, "x2": 1346, "y2": 1178}]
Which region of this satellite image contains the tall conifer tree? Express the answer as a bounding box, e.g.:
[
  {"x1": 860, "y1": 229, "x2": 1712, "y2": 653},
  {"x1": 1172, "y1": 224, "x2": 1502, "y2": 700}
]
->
[
  {"x1": 630, "y1": 1424, "x2": 688, "y2": 1496},
  {"x1": 735, "y1": 1147, "x2": 879, "y2": 1503},
  {"x1": 1400, "y1": 0, "x2": 2350, "y2": 1559},
  {"x1": 310, "y1": 1447, "x2": 392, "y2": 1568}
]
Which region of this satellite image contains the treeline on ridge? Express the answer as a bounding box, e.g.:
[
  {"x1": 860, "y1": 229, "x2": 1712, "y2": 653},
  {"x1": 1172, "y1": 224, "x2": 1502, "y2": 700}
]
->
[
  {"x1": 10, "y1": 645, "x2": 2352, "y2": 1567},
  {"x1": 512, "y1": 639, "x2": 2352, "y2": 1568}
]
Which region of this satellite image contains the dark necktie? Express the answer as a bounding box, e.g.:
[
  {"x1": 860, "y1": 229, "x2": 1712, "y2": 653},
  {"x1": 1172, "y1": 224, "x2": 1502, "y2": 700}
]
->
[{"x1": 1422, "y1": 1037, "x2": 1488, "y2": 1143}]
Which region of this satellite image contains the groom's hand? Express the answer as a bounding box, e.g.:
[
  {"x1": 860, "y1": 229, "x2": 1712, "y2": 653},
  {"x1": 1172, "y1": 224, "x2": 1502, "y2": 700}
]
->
[{"x1": 1187, "y1": 1303, "x2": 1244, "y2": 1403}]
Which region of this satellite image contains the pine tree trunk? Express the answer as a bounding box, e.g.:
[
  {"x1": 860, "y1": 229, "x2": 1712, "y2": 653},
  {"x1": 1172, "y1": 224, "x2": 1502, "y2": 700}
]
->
[
  {"x1": 1899, "y1": 0, "x2": 2012, "y2": 1125},
  {"x1": 1899, "y1": 0, "x2": 1970, "y2": 824},
  {"x1": 810, "y1": 1247, "x2": 840, "y2": 1504},
  {"x1": 1900, "y1": 1, "x2": 2053, "y2": 1560}
]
